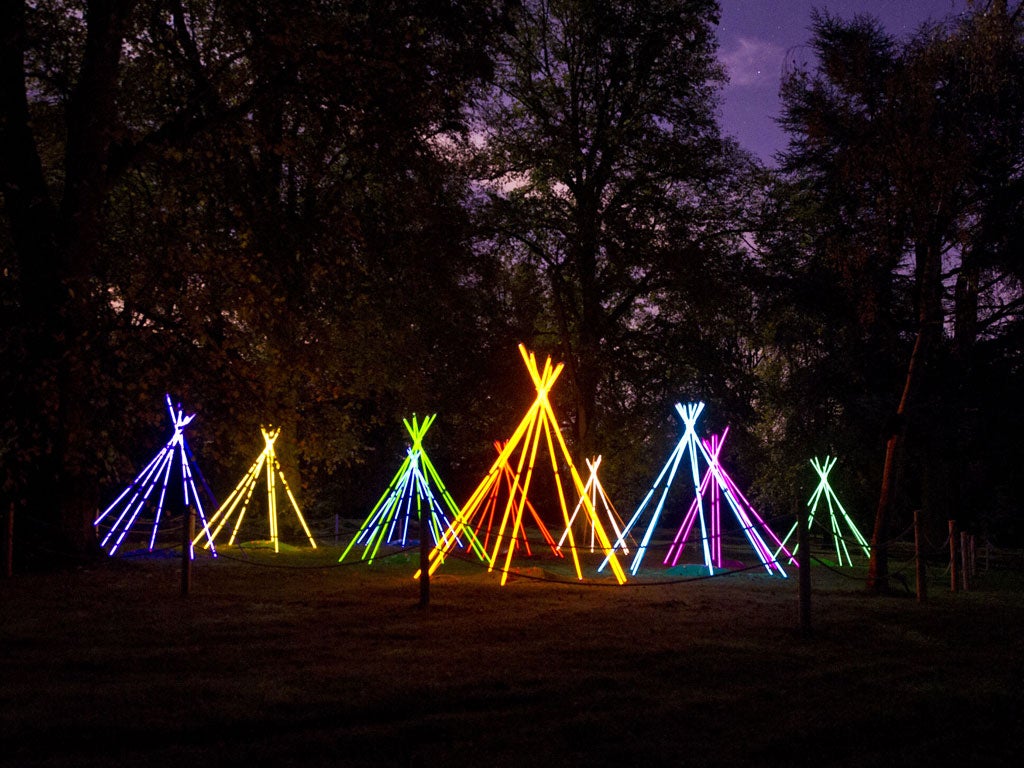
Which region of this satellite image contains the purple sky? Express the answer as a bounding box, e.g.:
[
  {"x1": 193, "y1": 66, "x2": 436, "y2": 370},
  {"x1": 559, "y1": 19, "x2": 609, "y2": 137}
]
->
[{"x1": 717, "y1": 0, "x2": 965, "y2": 164}]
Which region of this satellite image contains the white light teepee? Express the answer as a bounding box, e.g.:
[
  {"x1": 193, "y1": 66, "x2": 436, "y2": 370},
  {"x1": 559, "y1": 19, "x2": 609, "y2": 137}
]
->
[
  {"x1": 198, "y1": 426, "x2": 316, "y2": 553},
  {"x1": 339, "y1": 413, "x2": 483, "y2": 564},
  {"x1": 94, "y1": 394, "x2": 218, "y2": 557},
  {"x1": 775, "y1": 456, "x2": 871, "y2": 567},
  {"x1": 421, "y1": 345, "x2": 627, "y2": 585},
  {"x1": 558, "y1": 456, "x2": 633, "y2": 555},
  {"x1": 600, "y1": 402, "x2": 789, "y2": 577}
]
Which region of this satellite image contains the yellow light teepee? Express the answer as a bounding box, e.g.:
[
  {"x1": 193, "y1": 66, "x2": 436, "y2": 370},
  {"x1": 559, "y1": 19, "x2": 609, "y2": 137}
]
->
[
  {"x1": 197, "y1": 426, "x2": 316, "y2": 553},
  {"x1": 421, "y1": 345, "x2": 627, "y2": 585}
]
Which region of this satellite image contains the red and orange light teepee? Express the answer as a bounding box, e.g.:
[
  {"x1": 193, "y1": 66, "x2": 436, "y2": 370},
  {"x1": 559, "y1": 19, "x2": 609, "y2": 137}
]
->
[
  {"x1": 474, "y1": 440, "x2": 564, "y2": 560},
  {"x1": 420, "y1": 345, "x2": 628, "y2": 585}
]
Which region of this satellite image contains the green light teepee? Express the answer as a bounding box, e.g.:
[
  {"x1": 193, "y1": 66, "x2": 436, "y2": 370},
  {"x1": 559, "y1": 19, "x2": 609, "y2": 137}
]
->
[
  {"x1": 340, "y1": 414, "x2": 484, "y2": 564},
  {"x1": 197, "y1": 426, "x2": 317, "y2": 553},
  {"x1": 775, "y1": 457, "x2": 870, "y2": 567},
  {"x1": 421, "y1": 344, "x2": 627, "y2": 585}
]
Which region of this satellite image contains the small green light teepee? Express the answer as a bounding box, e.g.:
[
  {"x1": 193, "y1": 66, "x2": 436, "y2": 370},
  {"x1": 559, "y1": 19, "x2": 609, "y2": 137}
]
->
[{"x1": 776, "y1": 457, "x2": 871, "y2": 567}]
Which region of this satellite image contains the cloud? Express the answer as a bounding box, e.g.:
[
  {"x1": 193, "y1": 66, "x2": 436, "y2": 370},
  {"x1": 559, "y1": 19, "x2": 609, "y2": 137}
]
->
[{"x1": 720, "y1": 36, "x2": 786, "y2": 88}]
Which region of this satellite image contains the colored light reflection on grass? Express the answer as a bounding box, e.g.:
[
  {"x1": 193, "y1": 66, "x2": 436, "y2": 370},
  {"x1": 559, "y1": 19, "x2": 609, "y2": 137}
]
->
[
  {"x1": 421, "y1": 345, "x2": 627, "y2": 585},
  {"x1": 94, "y1": 394, "x2": 217, "y2": 558},
  {"x1": 340, "y1": 413, "x2": 482, "y2": 564},
  {"x1": 198, "y1": 426, "x2": 316, "y2": 553},
  {"x1": 775, "y1": 456, "x2": 871, "y2": 567}
]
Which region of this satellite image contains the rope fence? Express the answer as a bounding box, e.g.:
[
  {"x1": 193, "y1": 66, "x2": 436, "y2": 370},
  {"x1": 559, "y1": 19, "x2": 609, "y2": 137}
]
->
[{"x1": 7, "y1": 503, "x2": 1022, "y2": 594}]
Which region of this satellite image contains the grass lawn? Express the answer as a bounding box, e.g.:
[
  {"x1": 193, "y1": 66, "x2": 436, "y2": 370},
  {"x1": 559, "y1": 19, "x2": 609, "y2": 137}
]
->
[{"x1": 2, "y1": 542, "x2": 1023, "y2": 767}]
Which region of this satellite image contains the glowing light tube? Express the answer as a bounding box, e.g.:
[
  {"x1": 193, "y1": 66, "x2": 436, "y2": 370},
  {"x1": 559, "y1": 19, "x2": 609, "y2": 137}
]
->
[
  {"x1": 419, "y1": 345, "x2": 627, "y2": 585},
  {"x1": 95, "y1": 395, "x2": 217, "y2": 558}
]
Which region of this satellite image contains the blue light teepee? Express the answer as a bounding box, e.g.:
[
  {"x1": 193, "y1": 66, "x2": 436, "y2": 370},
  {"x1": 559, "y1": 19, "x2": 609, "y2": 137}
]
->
[{"x1": 94, "y1": 394, "x2": 217, "y2": 557}]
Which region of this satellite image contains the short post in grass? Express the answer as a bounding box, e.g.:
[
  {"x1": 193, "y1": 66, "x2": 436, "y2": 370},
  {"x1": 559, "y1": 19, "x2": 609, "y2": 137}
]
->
[
  {"x1": 948, "y1": 520, "x2": 958, "y2": 593},
  {"x1": 960, "y1": 531, "x2": 970, "y2": 591},
  {"x1": 797, "y1": 498, "x2": 811, "y2": 637},
  {"x1": 913, "y1": 509, "x2": 927, "y2": 603},
  {"x1": 419, "y1": 504, "x2": 430, "y2": 608},
  {"x1": 4, "y1": 502, "x2": 12, "y2": 578},
  {"x1": 181, "y1": 504, "x2": 194, "y2": 597}
]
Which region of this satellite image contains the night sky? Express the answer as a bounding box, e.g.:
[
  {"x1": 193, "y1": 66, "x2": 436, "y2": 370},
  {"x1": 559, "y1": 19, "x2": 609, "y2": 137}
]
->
[{"x1": 717, "y1": 0, "x2": 966, "y2": 163}]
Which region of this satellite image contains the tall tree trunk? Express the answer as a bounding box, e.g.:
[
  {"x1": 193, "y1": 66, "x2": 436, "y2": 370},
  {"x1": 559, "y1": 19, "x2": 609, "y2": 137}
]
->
[
  {"x1": 868, "y1": 231, "x2": 944, "y2": 593},
  {"x1": 56, "y1": 0, "x2": 135, "y2": 557},
  {"x1": 0, "y1": 0, "x2": 134, "y2": 564},
  {"x1": 951, "y1": 255, "x2": 981, "y2": 532},
  {"x1": 1, "y1": 1, "x2": 67, "y2": 561},
  {"x1": 866, "y1": 330, "x2": 922, "y2": 593}
]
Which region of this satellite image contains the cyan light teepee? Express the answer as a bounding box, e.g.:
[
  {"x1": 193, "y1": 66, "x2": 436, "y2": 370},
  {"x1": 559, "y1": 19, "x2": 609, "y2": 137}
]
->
[{"x1": 600, "y1": 402, "x2": 789, "y2": 577}]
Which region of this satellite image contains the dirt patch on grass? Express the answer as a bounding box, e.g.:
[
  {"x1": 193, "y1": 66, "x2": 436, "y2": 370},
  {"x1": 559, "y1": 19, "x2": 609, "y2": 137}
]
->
[{"x1": 2, "y1": 546, "x2": 1023, "y2": 767}]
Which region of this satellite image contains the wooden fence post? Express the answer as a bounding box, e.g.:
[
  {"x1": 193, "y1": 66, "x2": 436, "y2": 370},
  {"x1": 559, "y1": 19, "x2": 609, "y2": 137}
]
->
[
  {"x1": 948, "y1": 520, "x2": 958, "y2": 593},
  {"x1": 4, "y1": 502, "x2": 13, "y2": 578},
  {"x1": 960, "y1": 532, "x2": 970, "y2": 592},
  {"x1": 914, "y1": 509, "x2": 926, "y2": 603},
  {"x1": 798, "y1": 499, "x2": 811, "y2": 637},
  {"x1": 181, "y1": 505, "x2": 194, "y2": 597},
  {"x1": 419, "y1": 510, "x2": 430, "y2": 609}
]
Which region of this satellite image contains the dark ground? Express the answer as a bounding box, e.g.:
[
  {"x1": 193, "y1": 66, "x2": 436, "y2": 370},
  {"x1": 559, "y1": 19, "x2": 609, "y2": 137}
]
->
[{"x1": 2, "y1": 542, "x2": 1023, "y2": 767}]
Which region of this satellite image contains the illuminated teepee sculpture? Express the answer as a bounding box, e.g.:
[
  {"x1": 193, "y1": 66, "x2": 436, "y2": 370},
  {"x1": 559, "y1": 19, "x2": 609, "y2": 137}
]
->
[
  {"x1": 198, "y1": 426, "x2": 317, "y2": 553},
  {"x1": 421, "y1": 344, "x2": 627, "y2": 585},
  {"x1": 775, "y1": 457, "x2": 871, "y2": 567},
  {"x1": 558, "y1": 456, "x2": 633, "y2": 555},
  {"x1": 94, "y1": 394, "x2": 218, "y2": 557},
  {"x1": 662, "y1": 426, "x2": 790, "y2": 575},
  {"x1": 339, "y1": 413, "x2": 482, "y2": 564},
  {"x1": 600, "y1": 402, "x2": 789, "y2": 577}
]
